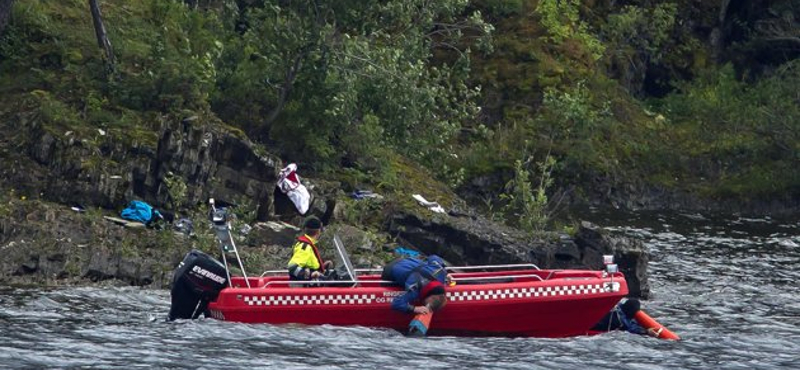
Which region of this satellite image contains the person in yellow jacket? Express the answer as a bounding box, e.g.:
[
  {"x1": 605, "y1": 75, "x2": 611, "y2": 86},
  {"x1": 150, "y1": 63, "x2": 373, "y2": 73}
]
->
[{"x1": 287, "y1": 216, "x2": 333, "y2": 280}]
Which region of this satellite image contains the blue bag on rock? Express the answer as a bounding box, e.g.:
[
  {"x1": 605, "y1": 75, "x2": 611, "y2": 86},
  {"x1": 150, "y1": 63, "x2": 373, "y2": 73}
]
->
[{"x1": 120, "y1": 200, "x2": 161, "y2": 225}]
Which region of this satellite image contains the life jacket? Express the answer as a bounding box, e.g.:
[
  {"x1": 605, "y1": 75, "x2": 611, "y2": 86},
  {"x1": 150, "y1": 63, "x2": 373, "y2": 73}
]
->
[
  {"x1": 424, "y1": 255, "x2": 448, "y2": 283},
  {"x1": 297, "y1": 234, "x2": 325, "y2": 273},
  {"x1": 420, "y1": 280, "x2": 445, "y2": 298},
  {"x1": 382, "y1": 256, "x2": 425, "y2": 283}
]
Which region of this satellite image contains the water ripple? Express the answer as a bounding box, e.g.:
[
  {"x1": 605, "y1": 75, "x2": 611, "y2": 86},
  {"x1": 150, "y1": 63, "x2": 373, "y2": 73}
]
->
[{"x1": 2, "y1": 212, "x2": 799, "y2": 369}]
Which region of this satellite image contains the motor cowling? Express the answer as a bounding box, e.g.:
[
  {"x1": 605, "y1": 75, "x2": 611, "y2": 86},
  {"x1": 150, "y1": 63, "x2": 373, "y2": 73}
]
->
[{"x1": 168, "y1": 249, "x2": 228, "y2": 320}]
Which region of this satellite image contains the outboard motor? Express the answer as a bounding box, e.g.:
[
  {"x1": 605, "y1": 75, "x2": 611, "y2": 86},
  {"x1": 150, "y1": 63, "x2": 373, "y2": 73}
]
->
[{"x1": 168, "y1": 249, "x2": 228, "y2": 320}]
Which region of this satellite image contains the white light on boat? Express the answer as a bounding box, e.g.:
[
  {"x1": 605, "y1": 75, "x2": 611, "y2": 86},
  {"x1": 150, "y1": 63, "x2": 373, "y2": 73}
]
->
[{"x1": 606, "y1": 263, "x2": 619, "y2": 274}]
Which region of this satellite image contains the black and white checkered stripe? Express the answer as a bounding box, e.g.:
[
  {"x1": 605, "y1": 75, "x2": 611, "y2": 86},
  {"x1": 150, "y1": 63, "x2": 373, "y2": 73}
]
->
[
  {"x1": 446, "y1": 282, "x2": 621, "y2": 302},
  {"x1": 242, "y1": 282, "x2": 620, "y2": 306},
  {"x1": 244, "y1": 294, "x2": 377, "y2": 306},
  {"x1": 208, "y1": 309, "x2": 225, "y2": 320}
]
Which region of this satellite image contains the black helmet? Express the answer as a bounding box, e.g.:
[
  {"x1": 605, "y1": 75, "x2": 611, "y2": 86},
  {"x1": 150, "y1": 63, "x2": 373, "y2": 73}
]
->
[{"x1": 304, "y1": 216, "x2": 322, "y2": 230}]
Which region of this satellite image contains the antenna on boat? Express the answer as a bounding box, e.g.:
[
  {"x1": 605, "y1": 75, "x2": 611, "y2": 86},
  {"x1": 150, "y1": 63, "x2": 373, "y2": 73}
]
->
[{"x1": 209, "y1": 198, "x2": 251, "y2": 288}]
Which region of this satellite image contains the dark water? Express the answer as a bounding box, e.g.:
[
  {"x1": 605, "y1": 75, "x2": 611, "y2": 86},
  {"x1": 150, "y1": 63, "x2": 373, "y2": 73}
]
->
[{"x1": 2, "y1": 212, "x2": 799, "y2": 369}]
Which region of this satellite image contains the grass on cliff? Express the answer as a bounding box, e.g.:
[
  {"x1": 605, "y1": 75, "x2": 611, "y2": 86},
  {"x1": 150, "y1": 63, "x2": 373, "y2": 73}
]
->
[
  {"x1": 457, "y1": 1, "x2": 800, "y2": 205},
  {"x1": 2, "y1": 0, "x2": 798, "y2": 220},
  {"x1": 0, "y1": 0, "x2": 218, "y2": 147}
]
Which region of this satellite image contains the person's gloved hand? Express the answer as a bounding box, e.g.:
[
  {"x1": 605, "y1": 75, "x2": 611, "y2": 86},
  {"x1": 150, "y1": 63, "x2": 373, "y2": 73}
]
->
[
  {"x1": 647, "y1": 327, "x2": 663, "y2": 337},
  {"x1": 310, "y1": 271, "x2": 322, "y2": 279},
  {"x1": 413, "y1": 305, "x2": 431, "y2": 315}
]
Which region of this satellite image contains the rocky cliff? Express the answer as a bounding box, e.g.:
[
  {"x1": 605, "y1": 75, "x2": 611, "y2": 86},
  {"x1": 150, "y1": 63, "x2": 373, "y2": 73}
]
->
[{"x1": 0, "y1": 113, "x2": 650, "y2": 298}]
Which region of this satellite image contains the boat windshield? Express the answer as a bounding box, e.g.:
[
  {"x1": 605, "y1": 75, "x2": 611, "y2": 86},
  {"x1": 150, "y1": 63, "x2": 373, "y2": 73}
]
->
[{"x1": 332, "y1": 234, "x2": 357, "y2": 283}]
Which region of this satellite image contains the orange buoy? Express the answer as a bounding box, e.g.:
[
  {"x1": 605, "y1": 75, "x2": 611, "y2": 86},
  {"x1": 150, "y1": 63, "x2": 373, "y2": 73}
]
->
[
  {"x1": 634, "y1": 310, "x2": 680, "y2": 340},
  {"x1": 408, "y1": 311, "x2": 433, "y2": 336}
]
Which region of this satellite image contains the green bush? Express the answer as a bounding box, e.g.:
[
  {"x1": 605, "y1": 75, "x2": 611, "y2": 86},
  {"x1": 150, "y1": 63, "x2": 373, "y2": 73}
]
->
[
  {"x1": 601, "y1": 4, "x2": 677, "y2": 64},
  {"x1": 501, "y1": 155, "x2": 557, "y2": 235},
  {"x1": 535, "y1": 0, "x2": 605, "y2": 61},
  {"x1": 653, "y1": 61, "x2": 800, "y2": 197}
]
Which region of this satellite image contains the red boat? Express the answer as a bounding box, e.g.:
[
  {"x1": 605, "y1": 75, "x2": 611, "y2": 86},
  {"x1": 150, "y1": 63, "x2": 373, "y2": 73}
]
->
[
  {"x1": 205, "y1": 267, "x2": 627, "y2": 338},
  {"x1": 168, "y1": 201, "x2": 628, "y2": 338}
]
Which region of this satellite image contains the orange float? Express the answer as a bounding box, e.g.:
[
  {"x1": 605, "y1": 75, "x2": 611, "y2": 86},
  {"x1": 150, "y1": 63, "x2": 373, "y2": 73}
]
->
[
  {"x1": 634, "y1": 310, "x2": 680, "y2": 340},
  {"x1": 408, "y1": 311, "x2": 433, "y2": 336}
]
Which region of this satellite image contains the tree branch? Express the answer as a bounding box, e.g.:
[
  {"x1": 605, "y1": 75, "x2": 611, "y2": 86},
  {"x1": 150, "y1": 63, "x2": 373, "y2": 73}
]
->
[
  {"x1": 88, "y1": 0, "x2": 116, "y2": 73},
  {"x1": 260, "y1": 50, "x2": 306, "y2": 129},
  {"x1": 762, "y1": 36, "x2": 800, "y2": 47},
  {"x1": 431, "y1": 40, "x2": 467, "y2": 59},
  {"x1": 0, "y1": 0, "x2": 15, "y2": 35},
  {"x1": 330, "y1": 50, "x2": 406, "y2": 80}
]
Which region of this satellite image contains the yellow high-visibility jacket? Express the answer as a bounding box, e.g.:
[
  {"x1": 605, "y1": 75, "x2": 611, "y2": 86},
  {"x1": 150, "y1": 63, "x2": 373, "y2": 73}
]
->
[{"x1": 287, "y1": 234, "x2": 323, "y2": 271}]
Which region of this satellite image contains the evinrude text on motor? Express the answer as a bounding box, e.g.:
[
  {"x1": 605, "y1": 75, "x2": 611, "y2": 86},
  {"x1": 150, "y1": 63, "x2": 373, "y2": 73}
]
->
[{"x1": 168, "y1": 249, "x2": 227, "y2": 320}]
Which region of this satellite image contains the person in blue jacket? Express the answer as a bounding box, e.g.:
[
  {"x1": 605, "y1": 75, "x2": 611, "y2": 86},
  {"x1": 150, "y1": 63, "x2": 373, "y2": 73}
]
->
[
  {"x1": 592, "y1": 298, "x2": 648, "y2": 335},
  {"x1": 381, "y1": 255, "x2": 451, "y2": 315}
]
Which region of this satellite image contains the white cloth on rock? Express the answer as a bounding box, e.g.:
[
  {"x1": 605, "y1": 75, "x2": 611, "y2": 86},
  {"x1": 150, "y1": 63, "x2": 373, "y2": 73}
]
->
[
  {"x1": 277, "y1": 163, "x2": 311, "y2": 214},
  {"x1": 412, "y1": 194, "x2": 446, "y2": 214}
]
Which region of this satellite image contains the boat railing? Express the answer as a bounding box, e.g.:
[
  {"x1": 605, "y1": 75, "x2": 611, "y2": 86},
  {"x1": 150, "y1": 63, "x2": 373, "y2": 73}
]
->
[
  {"x1": 451, "y1": 263, "x2": 541, "y2": 271},
  {"x1": 261, "y1": 263, "x2": 543, "y2": 278},
  {"x1": 261, "y1": 263, "x2": 541, "y2": 277},
  {"x1": 454, "y1": 274, "x2": 544, "y2": 283},
  {"x1": 353, "y1": 263, "x2": 541, "y2": 274},
  {"x1": 261, "y1": 269, "x2": 289, "y2": 277},
  {"x1": 262, "y1": 279, "x2": 395, "y2": 288},
  {"x1": 259, "y1": 273, "x2": 548, "y2": 288}
]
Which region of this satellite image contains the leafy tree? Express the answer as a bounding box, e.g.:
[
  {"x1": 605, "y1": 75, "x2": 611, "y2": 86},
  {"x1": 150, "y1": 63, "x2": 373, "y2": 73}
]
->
[
  {"x1": 722, "y1": 0, "x2": 800, "y2": 74},
  {"x1": 600, "y1": 3, "x2": 677, "y2": 94},
  {"x1": 212, "y1": 0, "x2": 491, "y2": 170},
  {"x1": 535, "y1": 0, "x2": 605, "y2": 61},
  {"x1": 109, "y1": 0, "x2": 226, "y2": 112},
  {"x1": 656, "y1": 61, "x2": 800, "y2": 197}
]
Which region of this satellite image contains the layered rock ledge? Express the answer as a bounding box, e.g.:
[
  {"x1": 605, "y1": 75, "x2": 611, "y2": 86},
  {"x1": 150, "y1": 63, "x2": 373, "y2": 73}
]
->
[{"x1": 0, "y1": 115, "x2": 650, "y2": 298}]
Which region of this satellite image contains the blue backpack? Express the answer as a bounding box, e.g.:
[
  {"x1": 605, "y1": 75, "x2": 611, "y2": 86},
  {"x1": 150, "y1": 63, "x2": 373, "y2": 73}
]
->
[{"x1": 120, "y1": 200, "x2": 160, "y2": 224}]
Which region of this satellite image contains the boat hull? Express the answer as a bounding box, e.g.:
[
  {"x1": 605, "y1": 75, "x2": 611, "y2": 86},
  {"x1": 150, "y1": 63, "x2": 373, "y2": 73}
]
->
[{"x1": 206, "y1": 270, "x2": 627, "y2": 338}]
